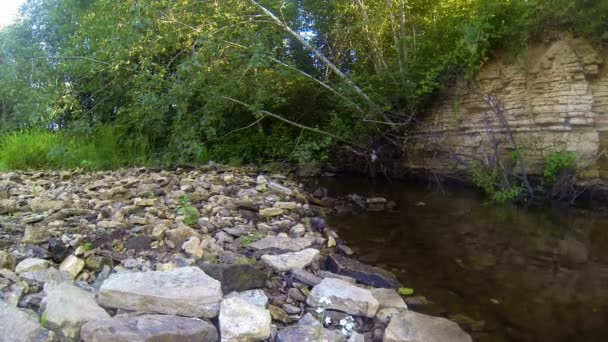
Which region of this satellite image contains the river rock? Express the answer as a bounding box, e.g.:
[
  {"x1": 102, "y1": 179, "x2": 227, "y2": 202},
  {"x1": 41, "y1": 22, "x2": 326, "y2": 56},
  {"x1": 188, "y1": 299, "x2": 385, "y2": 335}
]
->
[
  {"x1": 59, "y1": 255, "x2": 85, "y2": 279},
  {"x1": 198, "y1": 263, "x2": 267, "y2": 294},
  {"x1": 224, "y1": 289, "x2": 268, "y2": 308},
  {"x1": 307, "y1": 278, "x2": 379, "y2": 318},
  {"x1": 81, "y1": 314, "x2": 218, "y2": 342},
  {"x1": 371, "y1": 288, "x2": 408, "y2": 310},
  {"x1": 276, "y1": 325, "x2": 340, "y2": 342},
  {"x1": 327, "y1": 254, "x2": 400, "y2": 288},
  {"x1": 249, "y1": 236, "x2": 316, "y2": 252},
  {"x1": 259, "y1": 207, "x2": 284, "y2": 218},
  {"x1": 21, "y1": 268, "x2": 73, "y2": 285},
  {"x1": 290, "y1": 269, "x2": 322, "y2": 286},
  {"x1": 15, "y1": 258, "x2": 51, "y2": 275},
  {"x1": 0, "y1": 300, "x2": 56, "y2": 342},
  {"x1": 41, "y1": 282, "x2": 110, "y2": 341},
  {"x1": 47, "y1": 239, "x2": 69, "y2": 264},
  {"x1": 0, "y1": 251, "x2": 16, "y2": 270},
  {"x1": 268, "y1": 181, "x2": 293, "y2": 195},
  {"x1": 261, "y1": 248, "x2": 319, "y2": 272},
  {"x1": 219, "y1": 297, "x2": 271, "y2": 342},
  {"x1": 274, "y1": 202, "x2": 297, "y2": 210},
  {"x1": 23, "y1": 226, "x2": 52, "y2": 244},
  {"x1": 98, "y1": 266, "x2": 222, "y2": 318},
  {"x1": 182, "y1": 236, "x2": 204, "y2": 259},
  {"x1": 384, "y1": 311, "x2": 472, "y2": 342}
]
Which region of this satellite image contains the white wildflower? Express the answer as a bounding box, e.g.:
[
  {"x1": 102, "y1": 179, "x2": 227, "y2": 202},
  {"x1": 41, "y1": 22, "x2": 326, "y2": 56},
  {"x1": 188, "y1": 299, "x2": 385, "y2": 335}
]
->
[
  {"x1": 316, "y1": 307, "x2": 324, "y2": 314},
  {"x1": 319, "y1": 297, "x2": 332, "y2": 306},
  {"x1": 324, "y1": 316, "x2": 332, "y2": 325}
]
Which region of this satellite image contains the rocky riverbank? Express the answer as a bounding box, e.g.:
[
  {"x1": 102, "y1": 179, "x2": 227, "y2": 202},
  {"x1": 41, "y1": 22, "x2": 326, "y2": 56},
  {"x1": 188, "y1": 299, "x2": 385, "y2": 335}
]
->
[{"x1": 0, "y1": 166, "x2": 471, "y2": 342}]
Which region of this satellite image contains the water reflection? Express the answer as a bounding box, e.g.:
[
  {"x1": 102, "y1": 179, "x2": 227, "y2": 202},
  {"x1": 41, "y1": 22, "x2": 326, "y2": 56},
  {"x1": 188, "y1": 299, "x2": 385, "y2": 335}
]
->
[{"x1": 319, "y1": 177, "x2": 608, "y2": 342}]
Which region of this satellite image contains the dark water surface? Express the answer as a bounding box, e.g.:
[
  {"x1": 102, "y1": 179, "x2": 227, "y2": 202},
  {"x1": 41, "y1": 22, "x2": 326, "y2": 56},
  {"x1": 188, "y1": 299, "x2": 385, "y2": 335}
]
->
[{"x1": 318, "y1": 177, "x2": 608, "y2": 342}]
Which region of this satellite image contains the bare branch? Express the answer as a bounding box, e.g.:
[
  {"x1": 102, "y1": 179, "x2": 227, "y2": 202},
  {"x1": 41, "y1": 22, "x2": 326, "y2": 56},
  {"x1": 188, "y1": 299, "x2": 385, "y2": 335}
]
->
[
  {"x1": 223, "y1": 96, "x2": 366, "y2": 149},
  {"x1": 247, "y1": 0, "x2": 382, "y2": 114}
]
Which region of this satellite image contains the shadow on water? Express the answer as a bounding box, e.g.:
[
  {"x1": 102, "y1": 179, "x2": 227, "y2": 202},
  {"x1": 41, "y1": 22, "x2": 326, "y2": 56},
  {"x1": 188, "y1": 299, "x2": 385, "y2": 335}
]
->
[{"x1": 318, "y1": 176, "x2": 608, "y2": 342}]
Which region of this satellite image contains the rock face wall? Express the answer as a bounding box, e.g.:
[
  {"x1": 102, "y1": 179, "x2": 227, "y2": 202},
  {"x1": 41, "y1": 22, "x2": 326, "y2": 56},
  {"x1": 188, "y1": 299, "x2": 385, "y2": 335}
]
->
[{"x1": 406, "y1": 36, "x2": 608, "y2": 185}]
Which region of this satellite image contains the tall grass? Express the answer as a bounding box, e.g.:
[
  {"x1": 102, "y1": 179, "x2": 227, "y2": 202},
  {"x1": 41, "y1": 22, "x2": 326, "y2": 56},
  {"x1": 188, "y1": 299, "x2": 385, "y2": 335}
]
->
[{"x1": 0, "y1": 126, "x2": 150, "y2": 170}]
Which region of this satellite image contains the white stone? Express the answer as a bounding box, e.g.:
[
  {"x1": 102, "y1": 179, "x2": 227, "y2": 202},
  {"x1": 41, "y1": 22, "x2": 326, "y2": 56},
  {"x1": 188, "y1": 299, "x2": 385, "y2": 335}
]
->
[
  {"x1": 289, "y1": 224, "x2": 306, "y2": 238},
  {"x1": 98, "y1": 266, "x2": 222, "y2": 318},
  {"x1": 59, "y1": 255, "x2": 85, "y2": 279},
  {"x1": 182, "y1": 236, "x2": 204, "y2": 259},
  {"x1": 42, "y1": 282, "x2": 110, "y2": 341},
  {"x1": 259, "y1": 207, "x2": 284, "y2": 218},
  {"x1": 0, "y1": 301, "x2": 55, "y2": 342},
  {"x1": 274, "y1": 202, "x2": 297, "y2": 210},
  {"x1": 307, "y1": 278, "x2": 379, "y2": 318},
  {"x1": 249, "y1": 236, "x2": 316, "y2": 252},
  {"x1": 15, "y1": 258, "x2": 51, "y2": 275},
  {"x1": 261, "y1": 248, "x2": 319, "y2": 272},
  {"x1": 384, "y1": 311, "x2": 472, "y2": 342},
  {"x1": 224, "y1": 289, "x2": 268, "y2": 308},
  {"x1": 371, "y1": 288, "x2": 408, "y2": 310},
  {"x1": 219, "y1": 297, "x2": 271, "y2": 342}
]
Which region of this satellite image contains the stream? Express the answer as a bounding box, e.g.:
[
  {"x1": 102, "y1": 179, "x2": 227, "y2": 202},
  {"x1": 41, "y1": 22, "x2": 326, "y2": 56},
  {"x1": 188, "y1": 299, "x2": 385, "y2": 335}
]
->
[{"x1": 318, "y1": 177, "x2": 608, "y2": 342}]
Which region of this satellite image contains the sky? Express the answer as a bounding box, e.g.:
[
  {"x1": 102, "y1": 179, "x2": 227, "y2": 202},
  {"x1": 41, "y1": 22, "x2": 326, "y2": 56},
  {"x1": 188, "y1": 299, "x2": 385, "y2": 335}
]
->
[{"x1": 0, "y1": 0, "x2": 26, "y2": 28}]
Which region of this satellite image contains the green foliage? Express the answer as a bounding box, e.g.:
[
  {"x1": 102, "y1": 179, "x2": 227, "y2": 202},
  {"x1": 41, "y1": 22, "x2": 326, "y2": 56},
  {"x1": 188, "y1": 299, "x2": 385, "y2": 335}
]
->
[
  {"x1": 176, "y1": 196, "x2": 200, "y2": 227},
  {"x1": 241, "y1": 232, "x2": 265, "y2": 246},
  {"x1": 82, "y1": 242, "x2": 93, "y2": 251},
  {"x1": 491, "y1": 185, "x2": 524, "y2": 204},
  {"x1": 0, "y1": 0, "x2": 603, "y2": 169},
  {"x1": 471, "y1": 161, "x2": 523, "y2": 204},
  {"x1": 471, "y1": 162, "x2": 498, "y2": 196},
  {"x1": 543, "y1": 152, "x2": 576, "y2": 184},
  {"x1": 0, "y1": 126, "x2": 149, "y2": 170},
  {"x1": 40, "y1": 311, "x2": 48, "y2": 327}
]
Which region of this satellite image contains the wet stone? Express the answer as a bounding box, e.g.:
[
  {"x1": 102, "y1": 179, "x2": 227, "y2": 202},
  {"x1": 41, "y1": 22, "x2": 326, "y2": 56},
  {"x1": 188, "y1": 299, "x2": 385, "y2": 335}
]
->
[
  {"x1": 198, "y1": 263, "x2": 267, "y2": 294},
  {"x1": 81, "y1": 314, "x2": 218, "y2": 342},
  {"x1": 327, "y1": 254, "x2": 400, "y2": 288}
]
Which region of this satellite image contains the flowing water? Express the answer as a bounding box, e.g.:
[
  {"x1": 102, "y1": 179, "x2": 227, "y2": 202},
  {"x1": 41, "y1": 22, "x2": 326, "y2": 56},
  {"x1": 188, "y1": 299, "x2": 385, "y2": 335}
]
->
[{"x1": 318, "y1": 177, "x2": 608, "y2": 342}]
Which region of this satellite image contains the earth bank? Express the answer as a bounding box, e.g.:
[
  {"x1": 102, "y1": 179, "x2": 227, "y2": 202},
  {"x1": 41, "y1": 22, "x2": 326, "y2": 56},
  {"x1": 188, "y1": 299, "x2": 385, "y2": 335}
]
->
[{"x1": 0, "y1": 166, "x2": 471, "y2": 341}]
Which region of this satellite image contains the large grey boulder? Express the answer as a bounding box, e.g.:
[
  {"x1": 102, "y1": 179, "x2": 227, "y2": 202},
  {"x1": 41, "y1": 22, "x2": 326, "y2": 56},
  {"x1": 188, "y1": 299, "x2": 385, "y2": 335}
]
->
[
  {"x1": 276, "y1": 326, "x2": 341, "y2": 342},
  {"x1": 307, "y1": 278, "x2": 379, "y2": 318},
  {"x1": 0, "y1": 300, "x2": 56, "y2": 342},
  {"x1": 99, "y1": 267, "x2": 222, "y2": 318},
  {"x1": 15, "y1": 258, "x2": 51, "y2": 275},
  {"x1": 249, "y1": 236, "x2": 316, "y2": 252},
  {"x1": 219, "y1": 297, "x2": 271, "y2": 342},
  {"x1": 41, "y1": 282, "x2": 110, "y2": 341},
  {"x1": 81, "y1": 314, "x2": 218, "y2": 342},
  {"x1": 261, "y1": 248, "x2": 319, "y2": 272},
  {"x1": 384, "y1": 311, "x2": 472, "y2": 342}
]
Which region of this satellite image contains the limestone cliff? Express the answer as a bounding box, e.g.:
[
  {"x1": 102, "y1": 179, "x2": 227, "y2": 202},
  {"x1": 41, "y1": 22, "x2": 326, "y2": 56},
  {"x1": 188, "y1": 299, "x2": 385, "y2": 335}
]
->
[{"x1": 407, "y1": 35, "x2": 608, "y2": 186}]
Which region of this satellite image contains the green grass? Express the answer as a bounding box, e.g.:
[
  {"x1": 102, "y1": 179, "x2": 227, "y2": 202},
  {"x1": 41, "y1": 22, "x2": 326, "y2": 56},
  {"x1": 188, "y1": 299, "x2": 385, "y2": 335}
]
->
[{"x1": 0, "y1": 126, "x2": 150, "y2": 171}]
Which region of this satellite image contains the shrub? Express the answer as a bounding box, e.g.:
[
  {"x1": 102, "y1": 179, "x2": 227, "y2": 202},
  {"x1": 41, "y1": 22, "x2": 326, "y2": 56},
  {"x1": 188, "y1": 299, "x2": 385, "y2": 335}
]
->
[{"x1": 543, "y1": 151, "x2": 576, "y2": 184}]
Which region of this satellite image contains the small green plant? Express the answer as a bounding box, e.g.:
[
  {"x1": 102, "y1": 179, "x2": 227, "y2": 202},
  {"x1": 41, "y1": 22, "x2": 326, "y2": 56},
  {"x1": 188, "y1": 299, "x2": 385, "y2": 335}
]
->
[
  {"x1": 470, "y1": 161, "x2": 524, "y2": 203},
  {"x1": 398, "y1": 287, "x2": 414, "y2": 295},
  {"x1": 543, "y1": 152, "x2": 576, "y2": 184},
  {"x1": 240, "y1": 233, "x2": 264, "y2": 246},
  {"x1": 82, "y1": 242, "x2": 93, "y2": 251},
  {"x1": 40, "y1": 310, "x2": 48, "y2": 327},
  {"x1": 491, "y1": 185, "x2": 524, "y2": 204},
  {"x1": 176, "y1": 196, "x2": 200, "y2": 226},
  {"x1": 471, "y1": 161, "x2": 497, "y2": 196}
]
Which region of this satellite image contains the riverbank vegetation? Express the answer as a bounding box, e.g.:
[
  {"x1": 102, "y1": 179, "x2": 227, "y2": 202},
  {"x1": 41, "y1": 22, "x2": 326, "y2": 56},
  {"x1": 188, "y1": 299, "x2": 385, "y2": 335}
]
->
[{"x1": 0, "y1": 0, "x2": 605, "y2": 171}]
